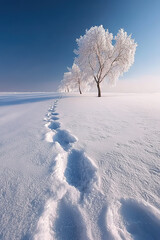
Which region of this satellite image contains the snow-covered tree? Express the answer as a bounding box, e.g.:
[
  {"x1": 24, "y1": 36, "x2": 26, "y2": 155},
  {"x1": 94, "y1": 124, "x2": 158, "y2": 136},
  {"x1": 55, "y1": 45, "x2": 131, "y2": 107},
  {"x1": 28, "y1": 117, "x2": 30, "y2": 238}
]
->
[
  {"x1": 59, "y1": 63, "x2": 91, "y2": 94},
  {"x1": 58, "y1": 71, "x2": 73, "y2": 93},
  {"x1": 75, "y1": 26, "x2": 137, "y2": 97},
  {"x1": 68, "y1": 63, "x2": 91, "y2": 94},
  {"x1": 68, "y1": 63, "x2": 83, "y2": 94}
]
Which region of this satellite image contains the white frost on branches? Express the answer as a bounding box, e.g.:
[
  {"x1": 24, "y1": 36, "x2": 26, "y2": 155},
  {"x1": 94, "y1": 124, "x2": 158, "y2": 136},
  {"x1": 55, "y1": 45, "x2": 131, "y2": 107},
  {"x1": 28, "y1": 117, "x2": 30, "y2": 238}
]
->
[
  {"x1": 58, "y1": 25, "x2": 137, "y2": 97},
  {"x1": 74, "y1": 26, "x2": 137, "y2": 96},
  {"x1": 68, "y1": 63, "x2": 83, "y2": 94},
  {"x1": 58, "y1": 71, "x2": 73, "y2": 93},
  {"x1": 58, "y1": 63, "x2": 91, "y2": 94}
]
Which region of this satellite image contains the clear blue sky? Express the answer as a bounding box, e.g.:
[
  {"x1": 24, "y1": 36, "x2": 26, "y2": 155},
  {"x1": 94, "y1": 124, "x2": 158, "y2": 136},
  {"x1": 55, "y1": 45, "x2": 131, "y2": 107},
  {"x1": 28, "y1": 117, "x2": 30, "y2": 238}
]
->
[{"x1": 0, "y1": 0, "x2": 159, "y2": 91}]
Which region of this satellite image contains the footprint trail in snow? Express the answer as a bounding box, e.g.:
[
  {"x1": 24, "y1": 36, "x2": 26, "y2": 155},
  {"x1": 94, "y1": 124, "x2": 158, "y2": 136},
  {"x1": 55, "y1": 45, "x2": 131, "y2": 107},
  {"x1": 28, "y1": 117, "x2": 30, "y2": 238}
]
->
[{"x1": 34, "y1": 99, "x2": 107, "y2": 240}]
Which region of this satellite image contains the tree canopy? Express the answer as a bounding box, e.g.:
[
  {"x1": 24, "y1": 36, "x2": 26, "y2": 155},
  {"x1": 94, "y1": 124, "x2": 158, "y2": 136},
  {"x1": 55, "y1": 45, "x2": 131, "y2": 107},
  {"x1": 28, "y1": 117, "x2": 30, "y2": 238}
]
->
[{"x1": 59, "y1": 26, "x2": 137, "y2": 97}]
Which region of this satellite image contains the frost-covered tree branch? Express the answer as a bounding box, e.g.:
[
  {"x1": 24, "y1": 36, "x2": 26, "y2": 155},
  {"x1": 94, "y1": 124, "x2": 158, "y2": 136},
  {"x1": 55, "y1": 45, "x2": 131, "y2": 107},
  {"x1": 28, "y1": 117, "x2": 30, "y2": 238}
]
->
[{"x1": 75, "y1": 26, "x2": 137, "y2": 97}]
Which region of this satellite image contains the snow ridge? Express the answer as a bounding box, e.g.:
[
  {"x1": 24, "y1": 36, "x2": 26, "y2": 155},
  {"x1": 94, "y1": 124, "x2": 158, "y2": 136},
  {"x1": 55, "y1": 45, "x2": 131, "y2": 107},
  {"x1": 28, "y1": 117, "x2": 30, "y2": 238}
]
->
[{"x1": 34, "y1": 99, "x2": 104, "y2": 240}]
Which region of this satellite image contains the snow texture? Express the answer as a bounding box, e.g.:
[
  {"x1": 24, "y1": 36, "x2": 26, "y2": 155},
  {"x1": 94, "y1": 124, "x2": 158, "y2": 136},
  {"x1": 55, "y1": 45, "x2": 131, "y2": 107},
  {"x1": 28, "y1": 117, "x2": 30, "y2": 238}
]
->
[{"x1": 0, "y1": 92, "x2": 160, "y2": 240}]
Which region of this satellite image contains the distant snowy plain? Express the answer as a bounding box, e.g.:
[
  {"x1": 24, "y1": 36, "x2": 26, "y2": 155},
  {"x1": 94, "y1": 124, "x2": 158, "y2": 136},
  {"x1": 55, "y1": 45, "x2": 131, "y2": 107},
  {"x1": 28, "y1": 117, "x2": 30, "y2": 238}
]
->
[{"x1": 0, "y1": 92, "x2": 160, "y2": 240}]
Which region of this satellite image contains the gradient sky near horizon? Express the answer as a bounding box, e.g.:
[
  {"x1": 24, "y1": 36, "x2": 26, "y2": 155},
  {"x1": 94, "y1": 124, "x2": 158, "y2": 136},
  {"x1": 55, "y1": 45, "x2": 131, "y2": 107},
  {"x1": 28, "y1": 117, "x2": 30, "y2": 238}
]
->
[{"x1": 0, "y1": 0, "x2": 159, "y2": 91}]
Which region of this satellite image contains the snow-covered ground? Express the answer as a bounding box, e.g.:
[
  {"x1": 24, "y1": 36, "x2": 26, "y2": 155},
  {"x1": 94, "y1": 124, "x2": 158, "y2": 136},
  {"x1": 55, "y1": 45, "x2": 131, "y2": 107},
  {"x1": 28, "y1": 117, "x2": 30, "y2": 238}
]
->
[{"x1": 0, "y1": 92, "x2": 160, "y2": 240}]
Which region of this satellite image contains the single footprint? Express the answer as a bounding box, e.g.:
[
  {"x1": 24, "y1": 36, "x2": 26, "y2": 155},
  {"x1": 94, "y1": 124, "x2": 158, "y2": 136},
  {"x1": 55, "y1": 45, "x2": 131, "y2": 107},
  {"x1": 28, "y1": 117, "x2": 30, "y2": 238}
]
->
[
  {"x1": 120, "y1": 198, "x2": 160, "y2": 240},
  {"x1": 54, "y1": 199, "x2": 88, "y2": 240},
  {"x1": 48, "y1": 121, "x2": 60, "y2": 130},
  {"x1": 50, "y1": 116, "x2": 59, "y2": 121},
  {"x1": 51, "y1": 112, "x2": 59, "y2": 116},
  {"x1": 53, "y1": 129, "x2": 77, "y2": 151},
  {"x1": 64, "y1": 149, "x2": 98, "y2": 193}
]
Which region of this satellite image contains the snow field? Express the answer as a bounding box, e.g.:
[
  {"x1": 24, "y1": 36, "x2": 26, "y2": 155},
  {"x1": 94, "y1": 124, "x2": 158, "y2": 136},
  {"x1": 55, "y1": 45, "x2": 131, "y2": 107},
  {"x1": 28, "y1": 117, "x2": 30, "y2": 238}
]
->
[
  {"x1": 0, "y1": 93, "x2": 60, "y2": 240},
  {"x1": 56, "y1": 93, "x2": 160, "y2": 239},
  {"x1": 1, "y1": 92, "x2": 160, "y2": 239}
]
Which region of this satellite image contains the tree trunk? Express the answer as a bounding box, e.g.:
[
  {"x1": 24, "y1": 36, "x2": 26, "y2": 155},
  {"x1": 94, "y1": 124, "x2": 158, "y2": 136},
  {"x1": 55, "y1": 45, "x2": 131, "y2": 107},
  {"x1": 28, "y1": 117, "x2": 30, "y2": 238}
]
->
[
  {"x1": 97, "y1": 82, "x2": 101, "y2": 97},
  {"x1": 79, "y1": 84, "x2": 82, "y2": 94}
]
